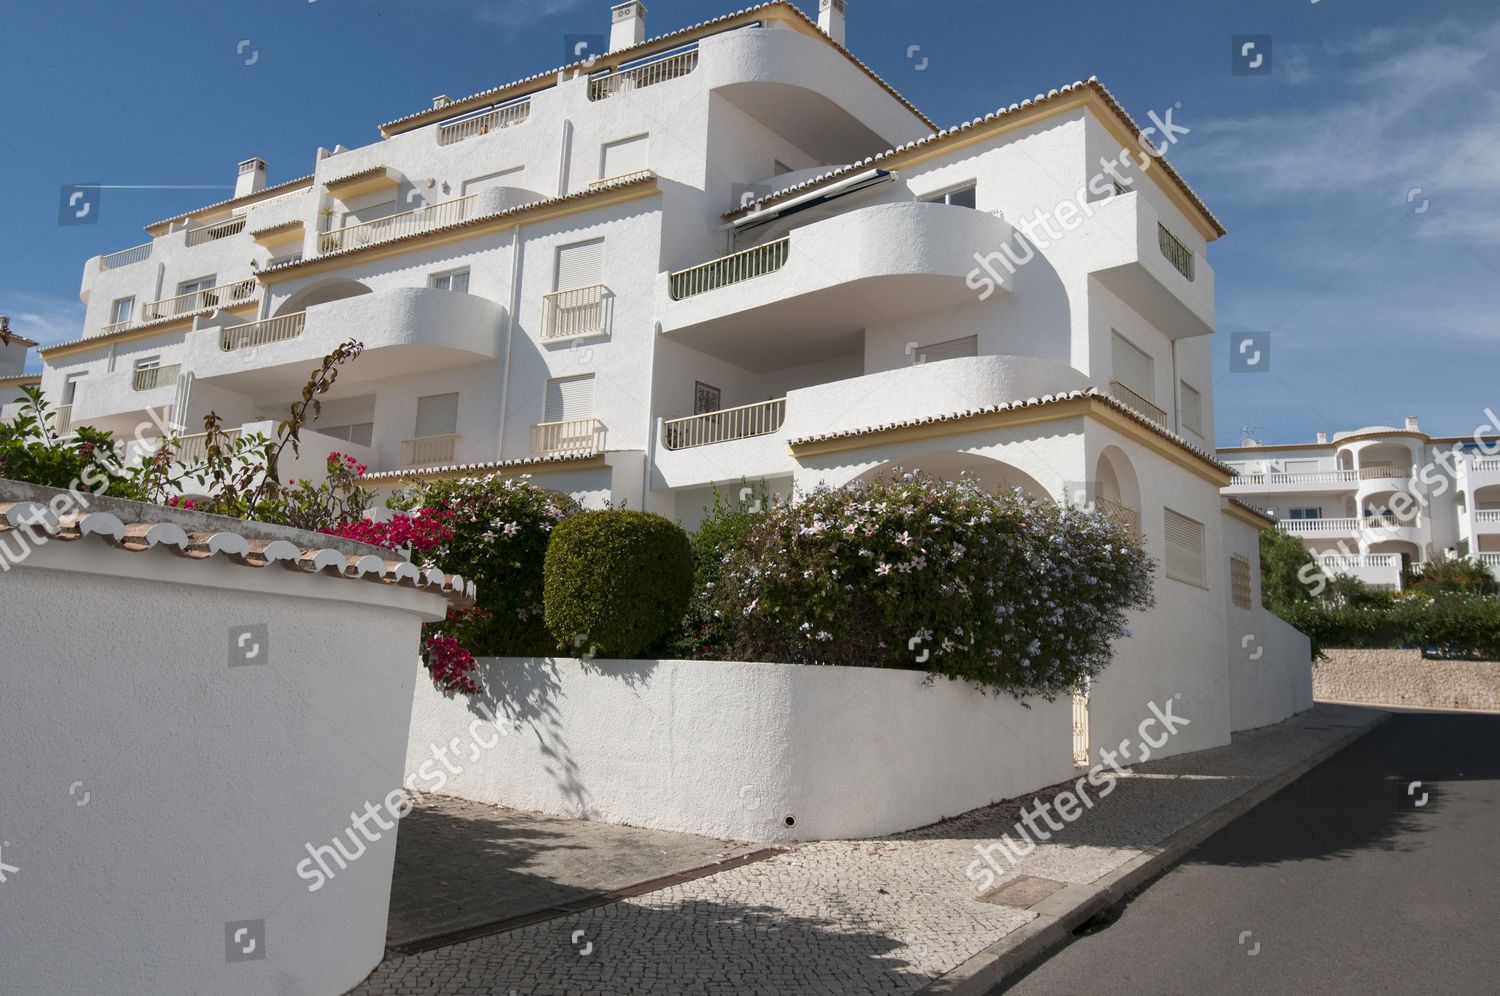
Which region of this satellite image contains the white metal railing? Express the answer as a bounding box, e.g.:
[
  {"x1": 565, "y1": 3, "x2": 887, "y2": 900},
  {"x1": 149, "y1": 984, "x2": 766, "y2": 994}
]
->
[
  {"x1": 401, "y1": 434, "x2": 460, "y2": 468},
  {"x1": 131, "y1": 364, "x2": 181, "y2": 392},
  {"x1": 100, "y1": 242, "x2": 152, "y2": 271},
  {"x1": 171, "y1": 429, "x2": 243, "y2": 466},
  {"x1": 1278, "y1": 517, "x2": 1359, "y2": 535},
  {"x1": 1094, "y1": 496, "x2": 1142, "y2": 541},
  {"x1": 318, "y1": 195, "x2": 476, "y2": 254},
  {"x1": 185, "y1": 217, "x2": 247, "y2": 247},
  {"x1": 589, "y1": 46, "x2": 700, "y2": 101},
  {"x1": 588, "y1": 169, "x2": 655, "y2": 189},
  {"x1": 1157, "y1": 223, "x2": 1194, "y2": 281},
  {"x1": 531, "y1": 418, "x2": 603, "y2": 456},
  {"x1": 1109, "y1": 381, "x2": 1168, "y2": 427},
  {"x1": 669, "y1": 238, "x2": 790, "y2": 300},
  {"x1": 142, "y1": 279, "x2": 259, "y2": 322},
  {"x1": 662, "y1": 398, "x2": 786, "y2": 451},
  {"x1": 437, "y1": 97, "x2": 531, "y2": 146},
  {"x1": 1359, "y1": 465, "x2": 1410, "y2": 481},
  {"x1": 220, "y1": 312, "x2": 307, "y2": 352},
  {"x1": 1318, "y1": 554, "x2": 1398, "y2": 569},
  {"x1": 542, "y1": 284, "x2": 608, "y2": 340},
  {"x1": 1232, "y1": 470, "x2": 1358, "y2": 487}
]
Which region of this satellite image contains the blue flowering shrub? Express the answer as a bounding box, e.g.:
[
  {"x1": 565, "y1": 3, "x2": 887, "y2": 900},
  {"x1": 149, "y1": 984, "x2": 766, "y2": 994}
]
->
[{"x1": 708, "y1": 472, "x2": 1154, "y2": 696}]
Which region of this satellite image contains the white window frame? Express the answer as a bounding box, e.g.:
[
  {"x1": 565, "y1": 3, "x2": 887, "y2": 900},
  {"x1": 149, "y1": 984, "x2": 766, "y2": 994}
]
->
[
  {"x1": 920, "y1": 181, "x2": 977, "y2": 208},
  {"x1": 1180, "y1": 381, "x2": 1203, "y2": 435},
  {"x1": 176, "y1": 275, "x2": 217, "y2": 296},
  {"x1": 429, "y1": 268, "x2": 471, "y2": 293},
  {"x1": 1289, "y1": 507, "x2": 1323, "y2": 521},
  {"x1": 110, "y1": 296, "x2": 135, "y2": 326}
]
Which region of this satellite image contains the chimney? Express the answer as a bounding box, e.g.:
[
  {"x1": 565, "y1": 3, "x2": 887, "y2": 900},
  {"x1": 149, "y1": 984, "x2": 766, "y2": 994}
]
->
[
  {"x1": 818, "y1": 0, "x2": 847, "y2": 46},
  {"x1": 235, "y1": 158, "x2": 268, "y2": 198},
  {"x1": 610, "y1": 1, "x2": 647, "y2": 53},
  {"x1": 1405, "y1": 416, "x2": 1420, "y2": 432},
  {"x1": 1316, "y1": 431, "x2": 1328, "y2": 445},
  {"x1": 432, "y1": 94, "x2": 452, "y2": 109}
]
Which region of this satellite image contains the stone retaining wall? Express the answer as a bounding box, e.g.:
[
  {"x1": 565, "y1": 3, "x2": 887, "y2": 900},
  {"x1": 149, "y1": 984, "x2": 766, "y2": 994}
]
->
[{"x1": 1314, "y1": 648, "x2": 1500, "y2": 711}]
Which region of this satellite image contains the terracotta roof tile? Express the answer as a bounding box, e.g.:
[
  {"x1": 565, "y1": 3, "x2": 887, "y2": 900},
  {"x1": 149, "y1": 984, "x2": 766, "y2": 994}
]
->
[{"x1": 363, "y1": 450, "x2": 602, "y2": 482}]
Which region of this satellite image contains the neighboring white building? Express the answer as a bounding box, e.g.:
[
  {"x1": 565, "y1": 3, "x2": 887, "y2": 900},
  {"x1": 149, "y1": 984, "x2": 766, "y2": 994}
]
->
[
  {"x1": 23, "y1": 1, "x2": 1310, "y2": 749},
  {"x1": 1220, "y1": 418, "x2": 1500, "y2": 589}
]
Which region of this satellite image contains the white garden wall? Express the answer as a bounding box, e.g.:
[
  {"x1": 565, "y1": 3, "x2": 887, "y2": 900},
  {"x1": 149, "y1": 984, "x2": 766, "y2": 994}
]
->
[{"x1": 405, "y1": 657, "x2": 1079, "y2": 842}]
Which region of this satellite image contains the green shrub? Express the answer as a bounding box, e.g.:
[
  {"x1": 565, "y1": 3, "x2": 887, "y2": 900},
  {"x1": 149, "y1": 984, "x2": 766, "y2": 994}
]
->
[
  {"x1": 544, "y1": 510, "x2": 694, "y2": 658},
  {"x1": 391, "y1": 474, "x2": 579, "y2": 656},
  {"x1": 1405, "y1": 558, "x2": 1499, "y2": 596},
  {"x1": 1283, "y1": 591, "x2": 1500, "y2": 659},
  {"x1": 1259, "y1": 528, "x2": 1319, "y2": 616},
  {"x1": 707, "y1": 472, "x2": 1154, "y2": 696},
  {"x1": 659, "y1": 484, "x2": 774, "y2": 660}
]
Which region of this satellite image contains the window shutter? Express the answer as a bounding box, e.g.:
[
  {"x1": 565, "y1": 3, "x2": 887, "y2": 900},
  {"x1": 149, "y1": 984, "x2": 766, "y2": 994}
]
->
[
  {"x1": 1112, "y1": 331, "x2": 1154, "y2": 399},
  {"x1": 1231, "y1": 555, "x2": 1253, "y2": 609},
  {"x1": 544, "y1": 375, "x2": 595, "y2": 423},
  {"x1": 1164, "y1": 508, "x2": 1206, "y2": 587},
  {"x1": 345, "y1": 199, "x2": 398, "y2": 226},
  {"x1": 414, "y1": 393, "x2": 459, "y2": 438},
  {"x1": 462, "y1": 166, "x2": 524, "y2": 196},
  {"x1": 601, "y1": 134, "x2": 649, "y2": 179},
  {"x1": 918, "y1": 335, "x2": 978, "y2": 363},
  {"x1": 555, "y1": 238, "x2": 605, "y2": 292},
  {"x1": 1180, "y1": 382, "x2": 1203, "y2": 433}
]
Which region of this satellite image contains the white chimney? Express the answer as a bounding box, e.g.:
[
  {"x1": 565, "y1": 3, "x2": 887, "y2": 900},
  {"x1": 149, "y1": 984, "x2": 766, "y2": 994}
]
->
[
  {"x1": 1405, "y1": 416, "x2": 1420, "y2": 432},
  {"x1": 818, "y1": 0, "x2": 847, "y2": 46},
  {"x1": 1316, "y1": 431, "x2": 1328, "y2": 445},
  {"x1": 235, "y1": 158, "x2": 268, "y2": 198},
  {"x1": 610, "y1": 1, "x2": 647, "y2": 53},
  {"x1": 432, "y1": 94, "x2": 452, "y2": 109}
]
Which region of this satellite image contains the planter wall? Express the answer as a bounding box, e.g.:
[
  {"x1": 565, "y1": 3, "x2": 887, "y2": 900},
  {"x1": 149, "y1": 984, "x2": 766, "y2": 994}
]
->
[
  {"x1": 405, "y1": 656, "x2": 1078, "y2": 842},
  {"x1": 0, "y1": 489, "x2": 462, "y2": 996}
]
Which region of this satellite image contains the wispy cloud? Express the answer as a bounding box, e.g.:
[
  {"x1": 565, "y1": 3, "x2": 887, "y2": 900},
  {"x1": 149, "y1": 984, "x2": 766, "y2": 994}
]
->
[{"x1": 470, "y1": 0, "x2": 591, "y2": 29}]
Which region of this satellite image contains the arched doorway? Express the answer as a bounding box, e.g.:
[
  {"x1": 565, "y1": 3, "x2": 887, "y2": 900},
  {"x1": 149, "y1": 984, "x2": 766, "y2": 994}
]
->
[{"x1": 275, "y1": 278, "x2": 373, "y2": 317}]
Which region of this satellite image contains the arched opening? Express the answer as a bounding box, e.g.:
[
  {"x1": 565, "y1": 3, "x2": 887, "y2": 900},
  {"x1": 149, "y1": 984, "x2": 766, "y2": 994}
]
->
[
  {"x1": 850, "y1": 450, "x2": 1051, "y2": 501},
  {"x1": 1093, "y1": 445, "x2": 1143, "y2": 542},
  {"x1": 275, "y1": 278, "x2": 373, "y2": 317}
]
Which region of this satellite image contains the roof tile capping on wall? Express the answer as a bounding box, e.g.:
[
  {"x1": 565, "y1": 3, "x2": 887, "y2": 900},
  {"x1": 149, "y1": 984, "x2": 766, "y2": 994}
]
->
[{"x1": 0, "y1": 478, "x2": 470, "y2": 996}]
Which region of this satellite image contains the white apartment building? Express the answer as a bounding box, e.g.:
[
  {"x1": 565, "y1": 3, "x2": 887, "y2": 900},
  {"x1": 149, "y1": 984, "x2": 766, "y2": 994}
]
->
[
  {"x1": 1220, "y1": 419, "x2": 1500, "y2": 589},
  {"x1": 23, "y1": 0, "x2": 1311, "y2": 746}
]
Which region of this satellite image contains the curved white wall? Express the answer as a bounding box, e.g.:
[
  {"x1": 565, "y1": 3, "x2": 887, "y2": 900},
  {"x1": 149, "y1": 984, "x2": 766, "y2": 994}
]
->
[
  {"x1": 406, "y1": 657, "x2": 1078, "y2": 842},
  {"x1": 0, "y1": 535, "x2": 447, "y2": 996}
]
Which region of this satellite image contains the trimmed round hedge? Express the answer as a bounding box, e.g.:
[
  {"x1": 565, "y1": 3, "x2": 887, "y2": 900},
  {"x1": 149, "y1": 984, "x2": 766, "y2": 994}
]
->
[{"x1": 544, "y1": 510, "x2": 694, "y2": 658}]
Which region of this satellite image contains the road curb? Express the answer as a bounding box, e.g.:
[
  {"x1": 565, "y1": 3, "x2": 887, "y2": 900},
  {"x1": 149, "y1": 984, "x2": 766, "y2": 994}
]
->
[{"x1": 920, "y1": 711, "x2": 1393, "y2": 995}]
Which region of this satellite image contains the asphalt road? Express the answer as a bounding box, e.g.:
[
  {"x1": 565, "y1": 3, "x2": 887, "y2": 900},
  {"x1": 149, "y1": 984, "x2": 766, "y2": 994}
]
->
[{"x1": 1002, "y1": 711, "x2": 1500, "y2": 995}]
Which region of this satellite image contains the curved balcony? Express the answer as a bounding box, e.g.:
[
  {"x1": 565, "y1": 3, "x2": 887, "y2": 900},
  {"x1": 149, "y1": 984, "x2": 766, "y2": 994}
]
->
[
  {"x1": 1226, "y1": 469, "x2": 1358, "y2": 493},
  {"x1": 1278, "y1": 517, "x2": 1359, "y2": 539},
  {"x1": 656, "y1": 201, "x2": 1013, "y2": 371},
  {"x1": 190, "y1": 287, "x2": 504, "y2": 392},
  {"x1": 1459, "y1": 456, "x2": 1500, "y2": 490},
  {"x1": 1355, "y1": 465, "x2": 1416, "y2": 506},
  {"x1": 1360, "y1": 514, "x2": 1426, "y2": 547},
  {"x1": 1086, "y1": 191, "x2": 1215, "y2": 337}
]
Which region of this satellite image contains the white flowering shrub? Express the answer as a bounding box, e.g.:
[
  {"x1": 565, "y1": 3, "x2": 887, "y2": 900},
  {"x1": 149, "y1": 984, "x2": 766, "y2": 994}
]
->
[{"x1": 709, "y1": 472, "x2": 1154, "y2": 696}]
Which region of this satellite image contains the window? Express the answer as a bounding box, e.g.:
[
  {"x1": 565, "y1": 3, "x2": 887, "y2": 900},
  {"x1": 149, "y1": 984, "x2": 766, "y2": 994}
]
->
[
  {"x1": 1231, "y1": 555, "x2": 1253, "y2": 609},
  {"x1": 176, "y1": 275, "x2": 217, "y2": 297},
  {"x1": 694, "y1": 382, "x2": 721, "y2": 415},
  {"x1": 914, "y1": 335, "x2": 978, "y2": 363},
  {"x1": 922, "y1": 182, "x2": 977, "y2": 209},
  {"x1": 1111, "y1": 331, "x2": 1154, "y2": 400},
  {"x1": 1289, "y1": 508, "x2": 1323, "y2": 520},
  {"x1": 414, "y1": 393, "x2": 459, "y2": 438},
  {"x1": 319, "y1": 423, "x2": 374, "y2": 447},
  {"x1": 554, "y1": 238, "x2": 605, "y2": 292},
  {"x1": 1284, "y1": 459, "x2": 1322, "y2": 475},
  {"x1": 543, "y1": 374, "x2": 595, "y2": 424},
  {"x1": 63, "y1": 373, "x2": 85, "y2": 406},
  {"x1": 462, "y1": 166, "x2": 524, "y2": 196},
  {"x1": 343, "y1": 199, "x2": 398, "y2": 227},
  {"x1": 134, "y1": 356, "x2": 161, "y2": 371},
  {"x1": 600, "y1": 134, "x2": 649, "y2": 181},
  {"x1": 430, "y1": 268, "x2": 470, "y2": 293},
  {"x1": 110, "y1": 296, "x2": 135, "y2": 326},
  {"x1": 1180, "y1": 382, "x2": 1203, "y2": 434},
  {"x1": 1163, "y1": 508, "x2": 1206, "y2": 587}
]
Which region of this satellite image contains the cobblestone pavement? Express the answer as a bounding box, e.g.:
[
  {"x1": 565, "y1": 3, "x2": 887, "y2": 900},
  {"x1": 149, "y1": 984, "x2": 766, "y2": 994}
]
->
[{"x1": 350, "y1": 704, "x2": 1381, "y2": 996}]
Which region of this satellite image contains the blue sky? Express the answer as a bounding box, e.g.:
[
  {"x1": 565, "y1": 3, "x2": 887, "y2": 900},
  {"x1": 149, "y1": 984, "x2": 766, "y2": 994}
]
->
[{"x1": 1, "y1": 0, "x2": 1494, "y2": 448}]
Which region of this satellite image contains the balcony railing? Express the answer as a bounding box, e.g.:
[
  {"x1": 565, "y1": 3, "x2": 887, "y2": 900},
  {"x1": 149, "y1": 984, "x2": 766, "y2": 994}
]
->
[
  {"x1": 1470, "y1": 458, "x2": 1500, "y2": 473},
  {"x1": 1318, "y1": 554, "x2": 1398, "y2": 570},
  {"x1": 1362, "y1": 514, "x2": 1421, "y2": 532},
  {"x1": 318, "y1": 195, "x2": 476, "y2": 254},
  {"x1": 1157, "y1": 223, "x2": 1194, "y2": 281},
  {"x1": 531, "y1": 417, "x2": 603, "y2": 456},
  {"x1": 141, "y1": 279, "x2": 259, "y2": 322},
  {"x1": 185, "y1": 217, "x2": 247, "y2": 247},
  {"x1": 1278, "y1": 517, "x2": 1359, "y2": 535},
  {"x1": 542, "y1": 284, "x2": 608, "y2": 340},
  {"x1": 131, "y1": 364, "x2": 181, "y2": 392},
  {"x1": 220, "y1": 312, "x2": 307, "y2": 352},
  {"x1": 401, "y1": 434, "x2": 460, "y2": 468},
  {"x1": 669, "y1": 238, "x2": 790, "y2": 301},
  {"x1": 1478, "y1": 553, "x2": 1500, "y2": 570},
  {"x1": 173, "y1": 429, "x2": 243, "y2": 466},
  {"x1": 1359, "y1": 465, "x2": 1410, "y2": 481},
  {"x1": 1232, "y1": 470, "x2": 1358, "y2": 487},
  {"x1": 1474, "y1": 509, "x2": 1500, "y2": 525},
  {"x1": 662, "y1": 398, "x2": 786, "y2": 451},
  {"x1": 588, "y1": 169, "x2": 655, "y2": 189},
  {"x1": 100, "y1": 242, "x2": 152, "y2": 271},
  {"x1": 1108, "y1": 381, "x2": 1168, "y2": 427},
  {"x1": 1094, "y1": 496, "x2": 1142, "y2": 542},
  {"x1": 588, "y1": 46, "x2": 700, "y2": 101},
  {"x1": 436, "y1": 97, "x2": 531, "y2": 146}
]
